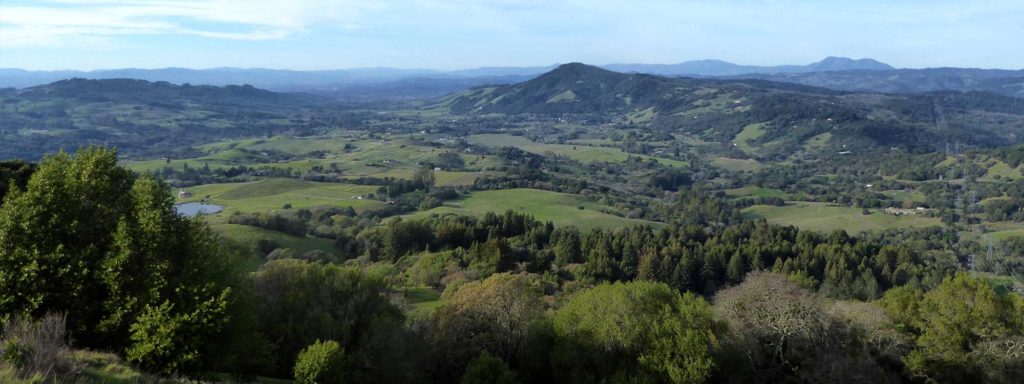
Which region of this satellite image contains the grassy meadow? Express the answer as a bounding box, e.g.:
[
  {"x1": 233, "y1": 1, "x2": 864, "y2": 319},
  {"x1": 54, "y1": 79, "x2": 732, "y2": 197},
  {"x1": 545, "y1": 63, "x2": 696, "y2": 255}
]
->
[
  {"x1": 743, "y1": 202, "x2": 943, "y2": 233},
  {"x1": 411, "y1": 188, "x2": 662, "y2": 231},
  {"x1": 178, "y1": 178, "x2": 381, "y2": 215}
]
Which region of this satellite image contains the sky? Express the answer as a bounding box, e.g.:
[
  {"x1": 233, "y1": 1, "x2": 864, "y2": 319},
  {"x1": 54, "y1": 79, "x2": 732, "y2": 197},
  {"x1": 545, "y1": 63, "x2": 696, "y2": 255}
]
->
[{"x1": 0, "y1": 0, "x2": 1022, "y2": 71}]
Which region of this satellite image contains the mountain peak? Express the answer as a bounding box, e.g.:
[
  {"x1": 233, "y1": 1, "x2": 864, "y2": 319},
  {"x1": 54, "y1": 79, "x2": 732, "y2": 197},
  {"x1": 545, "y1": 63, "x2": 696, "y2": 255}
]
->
[
  {"x1": 549, "y1": 62, "x2": 616, "y2": 76},
  {"x1": 808, "y1": 57, "x2": 893, "y2": 71}
]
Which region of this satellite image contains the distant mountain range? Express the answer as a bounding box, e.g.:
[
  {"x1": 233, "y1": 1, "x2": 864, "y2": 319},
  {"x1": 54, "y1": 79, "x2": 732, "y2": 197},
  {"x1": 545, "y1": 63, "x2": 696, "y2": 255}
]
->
[
  {"x1": 726, "y1": 68, "x2": 1024, "y2": 99},
  {"x1": 0, "y1": 57, "x2": 890, "y2": 90},
  {"x1": 2, "y1": 57, "x2": 1021, "y2": 99},
  {"x1": 604, "y1": 56, "x2": 894, "y2": 76}
]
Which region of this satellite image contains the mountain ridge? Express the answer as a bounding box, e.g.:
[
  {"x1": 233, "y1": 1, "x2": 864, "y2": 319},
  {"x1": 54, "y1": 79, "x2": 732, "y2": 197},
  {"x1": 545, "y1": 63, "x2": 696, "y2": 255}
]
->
[
  {"x1": 4, "y1": 57, "x2": 1021, "y2": 100},
  {"x1": 0, "y1": 56, "x2": 898, "y2": 90}
]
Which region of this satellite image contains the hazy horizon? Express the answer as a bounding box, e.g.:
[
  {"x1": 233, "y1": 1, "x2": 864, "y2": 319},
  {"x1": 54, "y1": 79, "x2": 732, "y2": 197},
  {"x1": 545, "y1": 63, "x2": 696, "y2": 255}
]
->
[
  {"x1": 4, "y1": 56, "x2": 1021, "y2": 73},
  {"x1": 1, "y1": 0, "x2": 1022, "y2": 71}
]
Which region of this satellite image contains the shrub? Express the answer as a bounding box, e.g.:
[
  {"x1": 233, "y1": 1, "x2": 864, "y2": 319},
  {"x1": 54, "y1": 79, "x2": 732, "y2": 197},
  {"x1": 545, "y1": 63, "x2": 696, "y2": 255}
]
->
[
  {"x1": 460, "y1": 350, "x2": 518, "y2": 384},
  {"x1": 0, "y1": 313, "x2": 70, "y2": 380},
  {"x1": 294, "y1": 340, "x2": 345, "y2": 384}
]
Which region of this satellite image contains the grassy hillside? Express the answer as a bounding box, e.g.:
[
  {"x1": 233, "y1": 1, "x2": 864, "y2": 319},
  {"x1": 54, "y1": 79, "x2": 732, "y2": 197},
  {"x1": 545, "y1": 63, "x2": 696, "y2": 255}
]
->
[
  {"x1": 127, "y1": 135, "x2": 504, "y2": 181},
  {"x1": 213, "y1": 223, "x2": 339, "y2": 261},
  {"x1": 410, "y1": 188, "x2": 662, "y2": 231},
  {"x1": 446, "y1": 63, "x2": 1024, "y2": 157},
  {"x1": 179, "y1": 178, "x2": 381, "y2": 214},
  {"x1": 0, "y1": 79, "x2": 315, "y2": 160}
]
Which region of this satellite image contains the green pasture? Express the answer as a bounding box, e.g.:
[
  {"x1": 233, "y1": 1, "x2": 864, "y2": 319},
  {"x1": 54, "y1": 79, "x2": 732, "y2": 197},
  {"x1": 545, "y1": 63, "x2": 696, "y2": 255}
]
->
[
  {"x1": 179, "y1": 178, "x2": 381, "y2": 213},
  {"x1": 411, "y1": 188, "x2": 662, "y2": 231},
  {"x1": 724, "y1": 186, "x2": 787, "y2": 199},
  {"x1": 212, "y1": 223, "x2": 339, "y2": 259},
  {"x1": 401, "y1": 287, "x2": 447, "y2": 316},
  {"x1": 743, "y1": 202, "x2": 942, "y2": 233},
  {"x1": 711, "y1": 156, "x2": 763, "y2": 172},
  {"x1": 734, "y1": 122, "x2": 767, "y2": 153}
]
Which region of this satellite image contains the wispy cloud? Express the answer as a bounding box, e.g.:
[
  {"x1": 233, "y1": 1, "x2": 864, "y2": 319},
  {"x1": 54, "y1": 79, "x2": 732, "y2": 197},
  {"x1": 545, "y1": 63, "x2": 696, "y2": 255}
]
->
[
  {"x1": 0, "y1": 0, "x2": 375, "y2": 48},
  {"x1": 1, "y1": 1, "x2": 1020, "y2": 70}
]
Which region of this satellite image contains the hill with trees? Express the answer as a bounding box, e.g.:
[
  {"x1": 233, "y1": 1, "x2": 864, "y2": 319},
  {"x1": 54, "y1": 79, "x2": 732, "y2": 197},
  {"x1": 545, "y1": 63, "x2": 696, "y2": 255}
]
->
[
  {"x1": 446, "y1": 63, "x2": 1024, "y2": 156},
  {"x1": 0, "y1": 78, "x2": 323, "y2": 160},
  {"x1": 731, "y1": 68, "x2": 1024, "y2": 99}
]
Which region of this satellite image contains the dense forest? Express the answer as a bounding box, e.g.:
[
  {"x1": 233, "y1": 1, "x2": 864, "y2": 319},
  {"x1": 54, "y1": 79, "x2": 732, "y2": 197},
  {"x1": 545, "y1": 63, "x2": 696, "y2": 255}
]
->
[{"x1": 2, "y1": 148, "x2": 1022, "y2": 383}]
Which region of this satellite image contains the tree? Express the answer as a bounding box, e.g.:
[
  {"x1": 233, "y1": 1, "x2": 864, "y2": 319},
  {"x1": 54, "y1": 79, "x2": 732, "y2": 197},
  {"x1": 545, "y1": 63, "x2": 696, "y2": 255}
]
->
[
  {"x1": 414, "y1": 167, "x2": 436, "y2": 190},
  {"x1": 460, "y1": 351, "x2": 518, "y2": 384},
  {"x1": 726, "y1": 251, "x2": 747, "y2": 285},
  {"x1": 882, "y1": 273, "x2": 1024, "y2": 383},
  {"x1": 0, "y1": 160, "x2": 35, "y2": 204},
  {"x1": 713, "y1": 272, "x2": 884, "y2": 383},
  {"x1": 551, "y1": 280, "x2": 716, "y2": 384},
  {"x1": 248, "y1": 259, "x2": 415, "y2": 381},
  {"x1": 427, "y1": 273, "x2": 545, "y2": 383},
  {"x1": 294, "y1": 340, "x2": 346, "y2": 384},
  {"x1": 0, "y1": 148, "x2": 237, "y2": 376}
]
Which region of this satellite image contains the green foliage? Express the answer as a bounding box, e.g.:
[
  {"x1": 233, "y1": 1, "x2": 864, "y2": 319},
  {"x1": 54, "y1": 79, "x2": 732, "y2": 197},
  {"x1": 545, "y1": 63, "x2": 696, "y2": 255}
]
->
[
  {"x1": 460, "y1": 351, "x2": 518, "y2": 384},
  {"x1": 406, "y1": 251, "x2": 457, "y2": 288},
  {"x1": 428, "y1": 273, "x2": 545, "y2": 383},
  {"x1": 0, "y1": 160, "x2": 35, "y2": 204},
  {"x1": 1, "y1": 339, "x2": 28, "y2": 368},
  {"x1": 414, "y1": 167, "x2": 437, "y2": 190},
  {"x1": 246, "y1": 259, "x2": 415, "y2": 381},
  {"x1": 0, "y1": 148, "x2": 236, "y2": 376},
  {"x1": 882, "y1": 273, "x2": 1024, "y2": 383},
  {"x1": 125, "y1": 296, "x2": 230, "y2": 375},
  {"x1": 294, "y1": 340, "x2": 346, "y2": 384},
  {"x1": 551, "y1": 280, "x2": 716, "y2": 384}
]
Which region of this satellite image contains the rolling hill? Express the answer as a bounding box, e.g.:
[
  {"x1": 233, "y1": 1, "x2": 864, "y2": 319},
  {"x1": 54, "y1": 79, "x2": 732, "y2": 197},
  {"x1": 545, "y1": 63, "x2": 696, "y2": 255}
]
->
[
  {"x1": 0, "y1": 78, "x2": 317, "y2": 159},
  {"x1": 445, "y1": 63, "x2": 1024, "y2": 158},
  {"x1": 732, "y1": 68, "x2": 1024, "y2": 99}
]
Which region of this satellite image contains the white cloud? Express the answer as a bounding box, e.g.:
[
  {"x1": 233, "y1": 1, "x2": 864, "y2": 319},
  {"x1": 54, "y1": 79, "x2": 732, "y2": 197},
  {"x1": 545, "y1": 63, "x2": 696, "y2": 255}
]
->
[{"x1": 0, "y1": 0, "x2": 377, "y2": 48}]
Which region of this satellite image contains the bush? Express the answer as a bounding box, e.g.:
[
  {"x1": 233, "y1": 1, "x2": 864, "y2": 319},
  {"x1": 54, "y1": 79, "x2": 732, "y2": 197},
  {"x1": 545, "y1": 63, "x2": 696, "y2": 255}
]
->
[
  {"x1": 294, "y1": 340, "x2": 345, "y2": 384},
  {"x1": 460, "y1": 350, "x2": 518, "y2": 384},
  {"x1": 0, "y1": 313, "x2": 70, "y2": 380}
]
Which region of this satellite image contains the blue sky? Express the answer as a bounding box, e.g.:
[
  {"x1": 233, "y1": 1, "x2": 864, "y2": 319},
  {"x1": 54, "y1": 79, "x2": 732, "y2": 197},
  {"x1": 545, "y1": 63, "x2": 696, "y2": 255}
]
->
[{"x1": 1, "y1": 0, "x2": 1021, "y2": 71}]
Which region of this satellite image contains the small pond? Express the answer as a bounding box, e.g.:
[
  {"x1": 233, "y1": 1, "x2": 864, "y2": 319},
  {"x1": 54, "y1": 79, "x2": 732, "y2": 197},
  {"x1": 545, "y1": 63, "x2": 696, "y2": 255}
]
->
[{"x1": 175, "y1": 202, "x2": 224, "y2": 216}]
